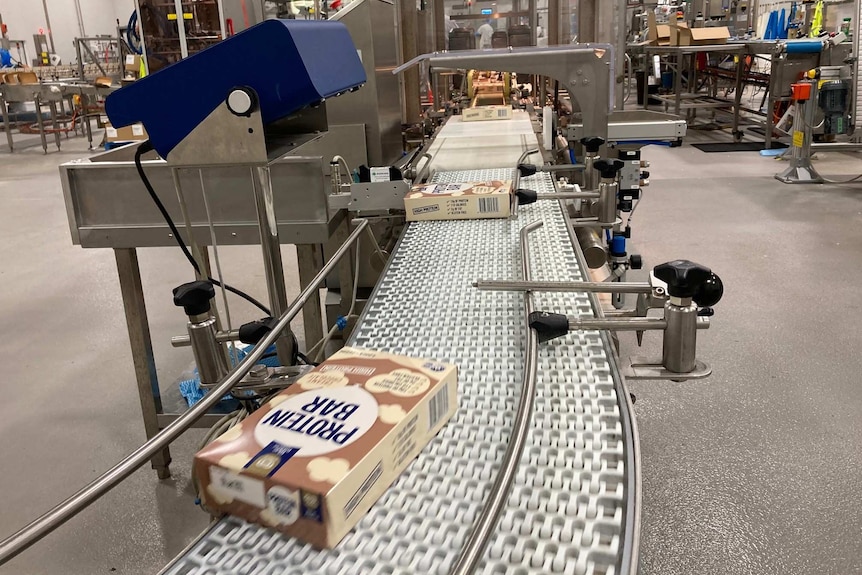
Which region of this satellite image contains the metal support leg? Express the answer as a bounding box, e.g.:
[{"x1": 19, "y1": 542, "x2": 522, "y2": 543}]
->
[
  {"x1": 673, "y1": 53, "x2": 682, "y2": 116},
  {"x1": 82, "y1": 94, "x2": 93, "y2": 148},
  {"x1": 642, "y1": 54, "x2": 650, "y2": 109},
  {"x1": 765, "y1": 52, "x2": 780, "y2": 149},
  {"x1": 333, "y1": 217, "x2": 356, "y2": 323},
  {"x1": 114, "y1": 248, "x2": 171, "y2": 479},
  {"x1": 48, "y1": 101, "x2": 61, "y2": 150},
  {"x1": 58, "y1": 98, "x2": 69, "y2": 139},
  {"x1": 251, "y1": 166, "x2": 296, "y2": 364},
  {"x1": 35, "y1": 97, "x2": 47, "y2": 154},
  {"x1": 296, "y1": 244, "x2": 325, "y2": 350},
  {"x1": 0, "y1": 96, "x2": 13, "y2": 152},
  {"x1": 732, "y1": 51, "x2": 745, "y2": 140}
]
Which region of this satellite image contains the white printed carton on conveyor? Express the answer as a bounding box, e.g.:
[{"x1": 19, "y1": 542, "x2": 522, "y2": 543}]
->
[
  {"x1": 404, "y1": 180, "x2": 513, "y2": 221},
  {"x1": 194, "y1": 347, "x2": 458, "y2": 549}
]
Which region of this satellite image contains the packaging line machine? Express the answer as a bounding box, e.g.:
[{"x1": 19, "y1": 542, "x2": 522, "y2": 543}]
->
[
  {"x1": 0, "y1": 18, "x2": 726, "y2": 575},
  {"x1": 0, "y1": 78, "x2": 116, "y2": 153},
  {"x1": 631, "y1": 36, "x2": 854, "y2": 146}
]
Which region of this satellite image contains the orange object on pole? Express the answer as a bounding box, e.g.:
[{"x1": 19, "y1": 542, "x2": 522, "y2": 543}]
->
[{"x1": 791, "y1": 82, "x2": 812, "y2": 101}]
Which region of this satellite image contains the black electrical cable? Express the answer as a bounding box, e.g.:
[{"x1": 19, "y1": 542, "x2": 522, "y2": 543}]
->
[
  {"x1": 296, "y1": 351, "x2": 319, "y2": 366},
  {"x1": 133, "y1": 141, "x2": 272, "y2": 316}
]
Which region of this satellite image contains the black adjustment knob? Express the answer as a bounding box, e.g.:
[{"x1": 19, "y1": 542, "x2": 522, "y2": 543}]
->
[
  {"x1": 630, "y1": 254, "x2": 643, "y2": 270},
  {"x1": 517, "y1": 164, "x2": 538, "y2": 177},
  {"x1": 173, "y1": 281, "x2": 215, "y2": 316},
  {"x1": 698, "y1": 307, "x2": 715, "y2": 317},
  {"x1": 593, "y1": 159, "x2": 625, "y2": 180},
  {"x1": 515, "y1": 189, "x2": 538, "y2": 205},
  {"x1": 641, "y1": 171, "x2": 651, "y2": 179},
  {"x1": 653, "y1": 260, "x2": 713, "y2": 299},
  {"x1": 529, "y1": 311, "x2": 569, "y2": 343},
  {"x1": 694, "y1": 272, "x2": 724, "y2": 307},
  {"x1": 580, "y1": 137, "x2": 605, "y2": 154}
]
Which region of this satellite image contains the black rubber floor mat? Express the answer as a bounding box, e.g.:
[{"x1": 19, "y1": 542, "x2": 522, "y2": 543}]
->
[{"x1": 692, "y1": 141, "x2": 788, "y2": 152}]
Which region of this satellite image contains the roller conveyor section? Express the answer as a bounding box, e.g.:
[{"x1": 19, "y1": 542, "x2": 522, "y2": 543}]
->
[{"x1": 162, "y1": 116, "x2": 636, "y2": 575}]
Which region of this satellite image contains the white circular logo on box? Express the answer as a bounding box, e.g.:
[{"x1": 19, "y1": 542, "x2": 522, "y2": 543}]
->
[{"x1": 255, "y1": 386, "x2": 378, "y2": 457}]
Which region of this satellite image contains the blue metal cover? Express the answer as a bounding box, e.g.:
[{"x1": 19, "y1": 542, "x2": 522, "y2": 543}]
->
[{"x1": 105, "y1": 19, "x2": 366, "y2": 159}]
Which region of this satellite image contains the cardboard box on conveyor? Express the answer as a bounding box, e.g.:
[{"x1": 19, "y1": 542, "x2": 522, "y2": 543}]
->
[
  {"x1": 462, "y1": 105, "x2": 513, "y2": 122},
  {"x1": 194, "y1": 347, "x2": 458, "y2": 549},
  {"x1": 404, "y1": 180, "x2": 513, "y2": 221}
]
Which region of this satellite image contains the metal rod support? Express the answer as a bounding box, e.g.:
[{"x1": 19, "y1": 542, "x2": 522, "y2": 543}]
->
[
  {"x1": 567, "y1": 317, "x2": 711, "y2": 332},
  {"x1": 569, "y1": 317, "x2": 667, "y2": 331},
  {"x1": 171, "y1": 330, "x2": 243, "y2": 348},
  {"x1": 474, "y1": 280, "x2": 653, "y2": 294},
  {"x1": 252, "y1": 166, "x2": 295, "y2": 364},
  {"x1": 538, "y1": 164, "x2": 586, "y2": 172},
  {"x1": 0, "y1": 219, "x2": 370, "y2": 566},
  {"x1": 449, "y1": 221, "x2": 543, "y2": 575},
  {"x1": 539, "y1": 192, "x2": 600, "y2": 200}
]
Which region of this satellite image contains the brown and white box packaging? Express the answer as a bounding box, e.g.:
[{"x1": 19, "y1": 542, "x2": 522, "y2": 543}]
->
[
  {"x1": 404, "y1": 180, "x2": 512, "y2": 221},
  {"x1": 194, "y1": 347, "x2": 458, "y2": 549}
]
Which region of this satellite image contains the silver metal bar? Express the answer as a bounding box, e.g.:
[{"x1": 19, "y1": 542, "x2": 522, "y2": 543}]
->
[
  {"x1": 48, "y1": 101, "x2": 61, "y2": 150},
  {"x1": 0, "y1": 219, "x2": 370, "y2": 566},
  {"x1": 251, "y1": 166, "x2": 295, "y2": 365},
  {"x1": 41, "y1": 0, "x2": 56, "y2": 53},
  {"x1": 539, "y1": 191, "x2": 600, "y2": 200},
  {"x1": 171, "y1": 330, "x2": 240, "y2": 348},
  {"x1": 174, "y1": 0, "x2": 189, "y2": 58},
  {"x1": 538, "y1": 164, "x2": 586, "y2": 172},
  {"x1": 0, "y1": 95, "x2": 13, "y2": 152},
  {"x1": 474, "y1": 280, "x2": 652, "y2": 294},
  {"x1": 568, "y1": 316, "x2": 711, "y2": 332},
  {"x1": 449, "y1": 221, "x2": 542, "y2": 575},
  {"x1": 35, "y1": 97, "x2": 47, "y2": 154},
  {"x1": 569, "y1": 317, "x2": 667, "y2": 331}
]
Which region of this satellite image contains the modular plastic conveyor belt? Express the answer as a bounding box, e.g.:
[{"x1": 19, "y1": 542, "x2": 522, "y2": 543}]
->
[{"x1": 162, "y1": 167, "x2": 637, "y2": 575}]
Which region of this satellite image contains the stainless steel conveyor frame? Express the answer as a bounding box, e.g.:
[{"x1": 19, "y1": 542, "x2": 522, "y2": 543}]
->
[{"x1": 160, "y1": 156, "x2": 641, "y2": 573}]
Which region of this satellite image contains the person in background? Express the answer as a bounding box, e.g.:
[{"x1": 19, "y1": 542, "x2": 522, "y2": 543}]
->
[{"x1": 477, "y1": 19, "x2": 494, "y2": 48}]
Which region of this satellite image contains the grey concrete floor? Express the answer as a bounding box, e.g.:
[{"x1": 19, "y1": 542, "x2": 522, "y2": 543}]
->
[{"x1": 1, "y1": 129, "x2": 861, "y2": 575}]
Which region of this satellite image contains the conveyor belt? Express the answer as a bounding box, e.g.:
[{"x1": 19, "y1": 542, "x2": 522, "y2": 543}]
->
[
  {"x1": 162, "y1": 167, "x2": 636, "y2": 575},
  {"x1": 423, "y1": 110, "x2": 538, "y2": 171}
]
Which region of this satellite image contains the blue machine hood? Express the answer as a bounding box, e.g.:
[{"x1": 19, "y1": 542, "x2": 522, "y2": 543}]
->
[{"x1": 105, "y1": 19, "x2": 366, "y2": 159}]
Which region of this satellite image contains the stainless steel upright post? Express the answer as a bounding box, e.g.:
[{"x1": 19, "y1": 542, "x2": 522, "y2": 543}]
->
[
  {"x1": 41, "y1": 0, "x2": 56, "y2": 54},
  {"x1": 662, "y1": 297, "x2": 698, "y2": 373},
  {"x1": 0, "y1": 95, "x2": 13, "y2": 152},
  {"x1": 75, "y1": 39, "x2": 85, "y2": 81},
  {"x1": 82, "y1": 94, "x2": 93, "y2": 148},
  {"x1": 252, "y1": 166, "x2": 296, "y2": 365},
  {"x1": 450, "y1": 221, "x2": 543, "y2": 575},
  {"x1": 48, "y1": 100, "x2": 61, "y2": 150},
  {"x1": 114, "y1": 248, "x2": 171, "y2": 479},
  {"x1": 34, "y1": 97, "x2": 48, "y2": 154}
]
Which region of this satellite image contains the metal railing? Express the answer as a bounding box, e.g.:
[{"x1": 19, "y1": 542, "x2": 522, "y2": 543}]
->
[{"x1": 0, "y1": 219, "x2": 371, "y2": 566}]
